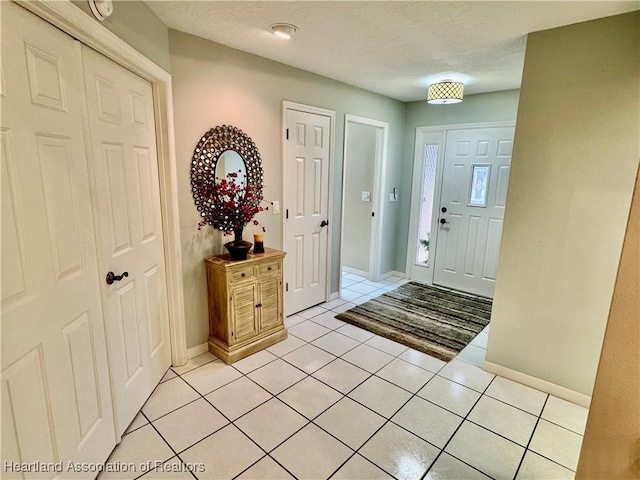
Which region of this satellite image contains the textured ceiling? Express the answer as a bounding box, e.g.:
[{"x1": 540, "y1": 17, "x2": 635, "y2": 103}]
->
[{"x1": 146, "y1": 1, "x2": 639, "y2": 102}]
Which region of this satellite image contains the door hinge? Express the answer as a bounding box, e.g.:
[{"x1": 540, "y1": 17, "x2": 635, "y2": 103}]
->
[
  {"x1": 286, "y1": 209, "x2": 289, "y2": 219},
  {"x1": 285, "y1": 282, "x2": 289, "y2": 292},
  {"x1": 286, "y1": 128, "x2": 289, "y2": 140},
  {"x1": 371, "y1": 212, "x2": 375, "y2": 217}
]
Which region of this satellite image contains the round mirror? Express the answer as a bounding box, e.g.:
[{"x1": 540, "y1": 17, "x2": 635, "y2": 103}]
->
[
  {"x1": 215, "y1": 150, "x2": 246, "y2": 185},
  {"x1": 190, "y1": 125, "x2": 264, "y2": 232}
]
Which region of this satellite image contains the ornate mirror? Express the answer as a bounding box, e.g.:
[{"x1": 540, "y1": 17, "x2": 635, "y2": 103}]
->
[{"x1": 190, "y1": 125, "x2": 264, "y2": 231}]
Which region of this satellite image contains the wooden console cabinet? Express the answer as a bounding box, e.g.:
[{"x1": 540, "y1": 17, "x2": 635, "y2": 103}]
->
[{"x1": 205, "y1": 248, "x2": 287, "y2": 364}]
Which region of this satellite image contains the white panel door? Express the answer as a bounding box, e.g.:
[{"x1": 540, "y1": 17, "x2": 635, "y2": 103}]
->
[
  {"x1": 82, "y1": 46, "x2": 171, "y2": 436},
  {"x1": 433, "y1": 126, "x2": 515, "y2": 298},
  {"x1": 1, "y1": 2, "x2": 116, "y2": 474},
  {"x1": 284, "y1": 109, "x2": 331, "y2": 314}
]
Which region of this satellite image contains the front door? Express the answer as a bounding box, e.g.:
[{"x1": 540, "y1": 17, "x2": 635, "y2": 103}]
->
[
  {"x1": 284, "y1": 107, "x2": 332, "y2": 314},
  {"x1": 433, "y1": 126, "x2": 515, "y2": 298},
  {"x1": 82, "y1": 46, "x2": 172, "y2": 436}
]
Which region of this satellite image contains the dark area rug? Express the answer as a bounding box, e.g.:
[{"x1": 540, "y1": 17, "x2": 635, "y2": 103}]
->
[{"x1": 335, "y1": 281, "x2": 492, "y2": 362}]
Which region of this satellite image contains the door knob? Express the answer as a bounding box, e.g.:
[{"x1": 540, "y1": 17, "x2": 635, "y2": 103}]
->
[
  {"x1": 106, "y1": 271, "x2": 129, "y2": 285},
  {"x1": 440, "y1": 218, "x2": 449, "y2": 225},
  {"x1": 320, "y1": 220, "x2": 329, "y2": 228}
]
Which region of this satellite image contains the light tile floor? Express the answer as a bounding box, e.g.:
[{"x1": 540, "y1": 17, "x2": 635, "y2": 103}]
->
[{"x1": 103, "y1": 273, "x2": 588, "y2": 480}]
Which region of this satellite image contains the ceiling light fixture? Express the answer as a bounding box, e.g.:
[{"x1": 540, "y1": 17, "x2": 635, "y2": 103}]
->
[
  {"x1": 271, "y1": 23, "x2": 298, "y2": 40},
  {"x1": 427, "y1": 81, "x2": 464, "y2": 104}
]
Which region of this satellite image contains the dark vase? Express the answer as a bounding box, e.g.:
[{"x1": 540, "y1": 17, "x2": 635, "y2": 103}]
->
[{"x1": 224, "y1": 226, "x2": 253, "y2": 261}]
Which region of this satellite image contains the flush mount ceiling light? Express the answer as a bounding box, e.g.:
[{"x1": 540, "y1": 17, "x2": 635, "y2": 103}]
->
[
  {"x1": 271, "y1": 23, "x2": 298, "y2": 40},
  {"x1": 427, "y1": 81, "x2": 464, "y2": 104}
]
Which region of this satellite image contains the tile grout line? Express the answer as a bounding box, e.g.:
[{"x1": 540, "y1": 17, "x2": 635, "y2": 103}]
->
[
  {"x1": 324, "y1": 345, "x2": 456, "y2": 479},
  {"x1": 419, "y1": 375, "x2": 499, "y2": 480},
  {"x1": 235, "y1": 326, "x2": 419, "y2": 479},
  {"x1": 173, "y1": 364, "x2": 302, "y2": 480},
  {"x1": 511, "y1": 395, "x2": 550, "y2": 479},
  {"x1": 120, "y1": 292, "x2": 443, "y2": 477},
  {"x1": 512, "y1": 397, "x2": 581, "y2": 476},
  {"x1": 135, "y1": 302, "x2": 564, "y2": 480},
  {"x1": 136, "y1": 410, "x2": 199, "y2": 480},
  {"x1": 301, "y1": 311, "x2": 459, "y2": 476}
]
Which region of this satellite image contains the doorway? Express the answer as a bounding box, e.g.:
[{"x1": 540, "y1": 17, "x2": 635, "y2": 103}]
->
[
  {"x1": 282, "y1": 102, "x2": 335, "y2": 315},
  {"x1": 339, "y1": 115, "x2": 389, "y2": 288},
  {"x1": 406, "y1": 123, "x2": 515, "y2": 298}
]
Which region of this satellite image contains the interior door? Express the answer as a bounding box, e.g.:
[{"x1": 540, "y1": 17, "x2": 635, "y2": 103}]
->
[
  {"x1": 82, "y1": 46, "x2": 171, "y2": 436},
  {"x1": 284, "y1": 108, "x2": 331, "y2": 314},
  {"x1": 433, "y1": 126, "x2": 515, "y2": 298},
  {"x1": 1, "y1": 1, "x2": 116, "y2": 473}
]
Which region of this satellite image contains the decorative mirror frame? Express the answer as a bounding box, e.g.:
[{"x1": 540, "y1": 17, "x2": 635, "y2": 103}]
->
[{"x1": 190, "y1": 125, "x2": 264, "y2": 231}]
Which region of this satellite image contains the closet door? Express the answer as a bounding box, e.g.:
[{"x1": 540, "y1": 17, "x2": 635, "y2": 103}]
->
[
  {"x1": 1, "y1": 2, "x2": 116, "y2": 475},
  {"x1": 81, "y1": 46, "x2": 172, "y2": 436}
]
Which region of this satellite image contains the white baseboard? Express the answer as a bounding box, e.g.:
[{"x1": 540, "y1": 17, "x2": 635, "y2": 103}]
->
[
  {"x1": 187, "y1": 343, "x2": 208, "y2": 359},
  {"x1": 483, "y1": 361, "x2": 591, "y2": 408},
  {"x1": 377, "y1": 271, "x2": 394, "y2": 281},
  {"x1": 375, "y1": 270, "x2": 406, "y2": 282},
  {"x1": 328, "y1": 291, "x2": 340, "y2": 301},
  {"x1": 342, "y1": 266, "x2": 370, "y2": 278}
]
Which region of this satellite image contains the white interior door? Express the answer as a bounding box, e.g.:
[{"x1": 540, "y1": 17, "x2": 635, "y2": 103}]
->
[
  {"x1": 1, "y1": 1, "x2": 116, "y2": 473},
  {"x1": 82, "y1": 46, "x2": 171, "y2": 436},
  {"x1": 284, "y1": 108, "x2": 332, "y2": 315},
  {"x1": 433, "y1": 126, "x2": 515, "y2": 297}
]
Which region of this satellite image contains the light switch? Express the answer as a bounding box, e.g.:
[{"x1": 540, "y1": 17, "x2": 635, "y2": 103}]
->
[
  {"x1": 272, "y1": 201, "x2": 280, "y2": 214},
  {"x1": 361, "y1": 191, "x2": 371, "y2": 202}
]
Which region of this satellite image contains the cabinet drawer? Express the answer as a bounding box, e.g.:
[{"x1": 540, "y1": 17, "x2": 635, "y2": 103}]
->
[
  {"x1": 230, "y1": 266, "x2": 255, "y2": 284},
  {"x1": 258, "y1": 261, "x2": 280, "y2": 275}
]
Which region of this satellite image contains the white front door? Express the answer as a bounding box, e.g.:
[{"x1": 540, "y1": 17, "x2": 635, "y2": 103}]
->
[
  {"x1": 82, "y1": 46, "x2": 172, "y2": 436},
  {"x1": 1, "y1": 1, "x2": 116, "y2": 471},
  {"x1": 284, "y1": 107, "x2": 332, "y2": 315},
  {"x1": 433, "y1": 126, "x2": 515, "y2": 297}
]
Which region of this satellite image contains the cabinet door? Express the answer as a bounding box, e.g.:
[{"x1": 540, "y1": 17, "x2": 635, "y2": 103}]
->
[
  {"x1": 258, "y1": 275, "x2": 283, "y2": 333},
  {"x1": 231, "y1": 282, "x2": 259, "y2": 343}
]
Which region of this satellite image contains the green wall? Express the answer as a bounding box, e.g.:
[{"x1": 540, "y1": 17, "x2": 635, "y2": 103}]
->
[
  {"x1": 72, "y1": 0, "x2": 170, "y2": 71},
  {"x1": 168, "y1": 30, "x2": 407, "y2": 348},
  {"x1": 487, "y1": 12, "x2": 640, "y2": 396}
]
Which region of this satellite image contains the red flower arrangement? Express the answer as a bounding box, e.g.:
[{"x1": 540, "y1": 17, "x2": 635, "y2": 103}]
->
[{"x1": 198, "y1": 171, "x2": 269, "y2": 246}]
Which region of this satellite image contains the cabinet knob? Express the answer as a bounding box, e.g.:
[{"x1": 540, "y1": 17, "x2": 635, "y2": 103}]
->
[
  {"x1": 241, "y1": 273, "x2": 246, "y2": 277},
  {"x1": 267, "y1": 266, "x2": 272, "y2": 271},
  {"x1": 255, "y1": 303, "x2": 263, "y2": 308}
]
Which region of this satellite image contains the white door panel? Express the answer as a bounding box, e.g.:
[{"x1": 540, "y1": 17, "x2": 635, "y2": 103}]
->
[
  {"x1": 285, "y1": 110, "x2": 331, "y2": 314},
  {"x1": 1, "y1": 2, "x2": 116, "y2": 474},
  {"x1": 433, "y1": 126, "x2": 515, "y2": 297},
  {"x1": 82, "y1": 46, "x2": 171, "y2": 436}
]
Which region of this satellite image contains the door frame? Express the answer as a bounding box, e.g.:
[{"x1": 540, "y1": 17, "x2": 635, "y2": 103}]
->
[
  {"x1": 406, "y1": 121, "x2": 515, "y2": 285},
  {"x1": 281, "y1": 101, "x2": 336, "y2": 307},
  {"x1": 339, "y1": 114, "x2": 389, "y2": 285},
  {"x1": 18, "y1": 0, "x2": 188, "y2": 366}
]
